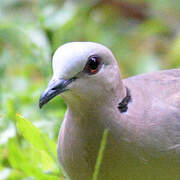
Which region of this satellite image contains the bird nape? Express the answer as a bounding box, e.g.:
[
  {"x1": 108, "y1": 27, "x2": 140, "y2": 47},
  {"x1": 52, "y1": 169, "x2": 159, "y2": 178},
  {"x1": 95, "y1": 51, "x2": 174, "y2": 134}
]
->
[{"x1": 40, "y1": 42, "x2": 180, "y2": 180}]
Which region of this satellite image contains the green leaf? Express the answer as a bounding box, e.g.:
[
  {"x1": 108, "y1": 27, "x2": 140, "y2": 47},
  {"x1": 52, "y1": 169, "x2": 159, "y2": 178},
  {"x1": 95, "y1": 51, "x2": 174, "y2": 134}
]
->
[
  {"x1": 16, "y1": 114, "x2": 57, "y2": 161},
  {"x1": 92, "y1": 129, "x2": 109, "y2": 180},
  {"x1": 8, "y1": 139, "x2": 59, "y2": 180}
]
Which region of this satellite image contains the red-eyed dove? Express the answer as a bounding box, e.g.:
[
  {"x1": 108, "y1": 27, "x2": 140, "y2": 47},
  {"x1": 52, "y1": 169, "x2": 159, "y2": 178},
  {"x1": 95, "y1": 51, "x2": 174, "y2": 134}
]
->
[{"x1": 39, "y1": 42, "x2": 180, "y2": 180}]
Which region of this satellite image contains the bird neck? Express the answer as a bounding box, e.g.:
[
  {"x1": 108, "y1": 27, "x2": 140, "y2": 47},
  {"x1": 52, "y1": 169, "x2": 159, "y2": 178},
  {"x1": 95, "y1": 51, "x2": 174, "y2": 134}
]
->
[
  {"x1": 118, "y1": 87, "x2": 132, "y2": 113},
  {"x1": 64, "y1": 79, "x2": 127, "y2": 125}
]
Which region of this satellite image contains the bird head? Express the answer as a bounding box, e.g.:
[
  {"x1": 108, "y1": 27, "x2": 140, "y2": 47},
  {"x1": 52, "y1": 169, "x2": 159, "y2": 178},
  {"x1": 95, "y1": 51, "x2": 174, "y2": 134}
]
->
[{"x1": 39, "y1": 42, "x2": 123, "y2": 108}]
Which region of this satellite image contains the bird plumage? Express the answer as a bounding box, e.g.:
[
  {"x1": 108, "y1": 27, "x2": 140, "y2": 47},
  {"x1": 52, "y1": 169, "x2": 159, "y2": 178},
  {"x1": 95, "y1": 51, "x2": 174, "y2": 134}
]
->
[{"x1": 40, "y1": 42, "x2": 180, "y2": 180}]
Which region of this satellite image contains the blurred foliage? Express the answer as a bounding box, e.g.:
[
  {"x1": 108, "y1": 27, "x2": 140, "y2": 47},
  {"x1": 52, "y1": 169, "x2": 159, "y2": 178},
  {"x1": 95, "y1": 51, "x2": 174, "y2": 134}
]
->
[{"x1": 0, "y1": 0, "x2": 180, "y2": 179}]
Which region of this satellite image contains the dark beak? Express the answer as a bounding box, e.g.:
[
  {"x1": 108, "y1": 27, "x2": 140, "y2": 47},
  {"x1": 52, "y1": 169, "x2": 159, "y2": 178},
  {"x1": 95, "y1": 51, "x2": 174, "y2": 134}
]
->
[{"x1": 39, "y1": 78, "x2": 75, "y2": 108}]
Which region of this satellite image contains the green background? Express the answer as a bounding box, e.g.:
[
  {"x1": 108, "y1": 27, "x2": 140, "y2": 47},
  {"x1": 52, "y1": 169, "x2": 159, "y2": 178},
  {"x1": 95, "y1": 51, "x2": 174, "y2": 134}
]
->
[{"x1": 0, "y1": 0, "x2": 180, "y2": 179}]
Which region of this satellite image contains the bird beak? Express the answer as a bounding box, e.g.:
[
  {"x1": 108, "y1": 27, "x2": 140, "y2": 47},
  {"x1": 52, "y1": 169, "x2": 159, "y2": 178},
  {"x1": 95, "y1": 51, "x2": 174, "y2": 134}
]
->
[{"x1": 39, "y1": 78, "x2": 75, "y2": 108}]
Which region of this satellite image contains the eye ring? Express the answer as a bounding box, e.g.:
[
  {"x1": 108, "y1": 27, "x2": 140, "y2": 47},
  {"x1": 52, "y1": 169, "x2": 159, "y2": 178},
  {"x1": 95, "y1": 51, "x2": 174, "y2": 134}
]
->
[{"x1": 83, "y1": 55, "x2": 101, "y2": 75}]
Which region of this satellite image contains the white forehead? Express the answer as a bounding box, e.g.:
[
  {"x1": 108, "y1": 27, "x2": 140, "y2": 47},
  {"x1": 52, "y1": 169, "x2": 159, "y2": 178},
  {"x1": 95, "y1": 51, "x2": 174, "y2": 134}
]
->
[{"x1": 52, "y1": 42, "x2": 114, "y2": 79}]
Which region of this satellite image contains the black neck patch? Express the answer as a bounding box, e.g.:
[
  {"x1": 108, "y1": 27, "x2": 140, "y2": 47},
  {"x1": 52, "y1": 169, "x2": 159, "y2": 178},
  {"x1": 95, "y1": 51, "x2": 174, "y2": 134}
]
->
[{"x1": 118, "y1": 87, "x2": 131, "y2": 113}]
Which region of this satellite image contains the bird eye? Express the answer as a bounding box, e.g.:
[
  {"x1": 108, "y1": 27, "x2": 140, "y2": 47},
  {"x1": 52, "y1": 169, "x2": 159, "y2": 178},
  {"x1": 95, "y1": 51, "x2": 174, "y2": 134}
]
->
[{"x1": 84, "y1": 55, "x2": 101, "y2": 75}]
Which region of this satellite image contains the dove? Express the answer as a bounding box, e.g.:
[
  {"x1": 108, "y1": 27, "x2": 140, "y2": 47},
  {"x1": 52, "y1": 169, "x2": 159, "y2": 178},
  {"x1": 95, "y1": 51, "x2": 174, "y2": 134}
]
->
[{"x1": 39, "y1": 42, "x2": 180, "y2": 180}]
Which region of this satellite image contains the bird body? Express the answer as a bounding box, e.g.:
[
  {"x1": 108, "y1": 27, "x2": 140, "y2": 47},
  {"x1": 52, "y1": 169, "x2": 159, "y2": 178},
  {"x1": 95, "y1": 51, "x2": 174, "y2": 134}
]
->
[{"x1": 40, "y1": 42, "x2": 180, "y2": 180}]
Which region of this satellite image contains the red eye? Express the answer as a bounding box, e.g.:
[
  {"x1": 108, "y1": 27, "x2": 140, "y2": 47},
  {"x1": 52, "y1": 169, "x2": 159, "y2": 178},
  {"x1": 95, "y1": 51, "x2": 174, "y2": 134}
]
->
[{"x1": 84, "y1": 56, "x2": 101, "y2": 75}]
